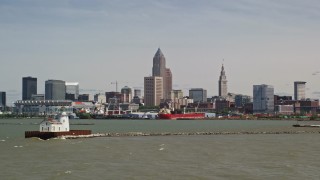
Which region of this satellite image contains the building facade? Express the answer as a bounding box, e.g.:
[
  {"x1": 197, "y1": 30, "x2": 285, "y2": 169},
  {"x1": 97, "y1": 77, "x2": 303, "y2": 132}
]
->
[
  {"x1": 294, "y1": 81, "x2": 306, "y2": 100},
  {"x1": 189, "y1": 88, "x2": 207, "y2": 103},
  {"x1": 45, "y1": 80, "x2": 66, "y2": 100},
  {"x1": 152, "y1": 48, "x2": 172, "y2": 99},
  {"x1": 253, "y1": 84, "x2": 274, "y2": 113},
  {"x1": 218, "y1": 64, "x2": 228, "y2": 98},
  {"x1": 0, "y1": 92, "x2": 6, "y2": 111},
  {"x1": 121, "y1": 86, "x2": 133, "y2": 103},
  {"x1": 94, "y1": 93, "x2": 106, "y2": 103},
  {"x1": 235, "y1": 94, "x2": 252, "y2": 108},
  {"x1": 144, "y1": 76, "x2": 163, "y2": 106},
  {"x1": 134, "y1": 89, "x2": 142, "y2": 98},
  {"x1": 65, "y1": 82, "x2": 79, "y2": 101},
  {"x1": 22, "y1": 76, "x2": 37, "y2": 100}
]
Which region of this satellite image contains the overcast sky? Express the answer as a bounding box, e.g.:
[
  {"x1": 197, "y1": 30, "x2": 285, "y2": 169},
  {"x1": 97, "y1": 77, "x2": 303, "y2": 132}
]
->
[{"x1": 1, "y1": 0, "x2": 320, "y2": 104}]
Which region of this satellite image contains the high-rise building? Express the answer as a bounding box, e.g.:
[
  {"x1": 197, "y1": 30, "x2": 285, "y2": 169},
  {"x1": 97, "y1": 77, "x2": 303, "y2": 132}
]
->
[
  {"x1": 45, "y1": 80, "x2": 66, "y2": 100},
  {"x1": 121, "y1": 86, "x2": 133, "y2": 103},
  {"x1": 218, "y1": 64, "x2": 228, "y2": 98},
  {"x1": 144, "y1": 76, "x2": 163, "y2": 106},
  {"x1": 22, "y1": 76, "x2": 37, "y2": 100},
  {"x1": 235, "y1": 94, "x2": 252, "y2": 108},
  {"x1": 152, "y1": 48, "x2": 172, "y2": 99},
  {"x1": 170, "y1": 90, "x2": 184, "y2": 100},
  {"x1": 134, "y1": 89, "x2": 142, "y2": 98},
  {"x1": 253, "y1": 84, "x2": 274, "y2": 113},
  {"x1": 0, "y1": 92, "x2": 6, "y2": 111},
  {"x1": 65, "y1": 82, "x2": 79, "y2": 101},
  {"x1": 189, "y1": 88, "x2": 207, "y2": 103},
  {"x1": 294, "y1": 81, "x2": 306, "y2": 100}
]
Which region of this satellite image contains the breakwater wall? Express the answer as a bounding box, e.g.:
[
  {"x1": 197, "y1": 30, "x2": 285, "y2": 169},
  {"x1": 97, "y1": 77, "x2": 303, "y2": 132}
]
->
[{"x1": 61, "y1": 130, "x2": 320, "y2": 139}]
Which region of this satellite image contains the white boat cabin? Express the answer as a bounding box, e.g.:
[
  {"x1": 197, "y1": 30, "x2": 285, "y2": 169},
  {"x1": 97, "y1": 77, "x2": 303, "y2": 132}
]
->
[{"x1": 40, "y1": 112, "x2": 70, "y2": 132}]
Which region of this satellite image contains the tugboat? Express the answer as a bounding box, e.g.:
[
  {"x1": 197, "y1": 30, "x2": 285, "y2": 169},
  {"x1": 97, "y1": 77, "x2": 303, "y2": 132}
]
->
[{"x1": 25, "y1": 111, "x2": 91, "y2": 140}]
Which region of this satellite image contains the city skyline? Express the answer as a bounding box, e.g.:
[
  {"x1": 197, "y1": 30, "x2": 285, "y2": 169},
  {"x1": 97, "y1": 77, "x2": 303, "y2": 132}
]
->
[{"x1": 1, "y1": 1, "x2": 320, "y2": 104}]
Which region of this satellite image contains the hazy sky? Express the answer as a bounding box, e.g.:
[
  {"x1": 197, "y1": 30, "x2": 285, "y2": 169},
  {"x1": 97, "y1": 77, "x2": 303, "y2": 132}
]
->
[{"x1": 1, "y1": 0, "x2": 320, "y2": 104}]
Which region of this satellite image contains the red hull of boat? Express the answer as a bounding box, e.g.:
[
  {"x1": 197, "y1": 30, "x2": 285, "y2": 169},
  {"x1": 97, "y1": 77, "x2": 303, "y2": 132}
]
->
[{"x1": 158, "y1": 113, "x2": 205, "y2": 120}]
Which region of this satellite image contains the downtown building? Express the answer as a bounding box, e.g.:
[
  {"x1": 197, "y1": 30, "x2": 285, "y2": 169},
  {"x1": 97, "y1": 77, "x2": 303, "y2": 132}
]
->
[
  {"x1": 45, "y1": 80, "x2": 66, "y2": 100},
  {"x1": 189, "y1": 88, "x2": 207, "y2": 103},
  {"x1": 218, "y1": 64, "x2": 228, "y2": 98},
  {"x1": 144, "y1": 76, "x2": 163, "y2": 106},
  {"x1": 152, "y1": 48, "x2": 172, "y2": 99},
  {"x1": 294, "y1": 81, "x2": 306, "y2": 100},
  {"x1": 253, "y1": 84, "x2": 274, "y2": 113},
  {"x1": 0, "y1": 92, "x2": 6, "y2": 111},
  {"x1": 22, "y1": 76, "x2": 37, "y2": 100},
  {"x1": 65, "y1": 82, "x2": 79, "y2": 101}
]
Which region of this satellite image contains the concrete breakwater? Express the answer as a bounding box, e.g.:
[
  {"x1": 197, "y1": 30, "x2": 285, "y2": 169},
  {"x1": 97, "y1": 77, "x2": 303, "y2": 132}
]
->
[{"x1": 61, "y1": 130, "x2": 320, "y2": 139}]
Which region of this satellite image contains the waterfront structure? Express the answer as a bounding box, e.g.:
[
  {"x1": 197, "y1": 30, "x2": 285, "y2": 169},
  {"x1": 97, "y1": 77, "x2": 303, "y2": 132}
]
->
[
  {"x1": 144, "y1": 76, "x2": 163, "y2": 106},
  {"x1": 218, "y1": 64, "x2": 228, "y2": 98},
  {"x1": 40, "y1": 112, "x2": 69, "y2": 132},
  {"x1": 253, "y1": 84, "x2": 274, "y2": 113},
  {"x1": 189, "y1": 88, "x2": 207, "y2": 103},
  {"x1": 31, "y1": 94, "x2": 45, "y2": 100},
  {"x1": 65, "y1": 82, "x2": 79, "y2": 101},
  {"x1": 22, "y1": 76, "x2": 37, "y2": 100},
  {"x1": 45, "y1": 80, "x2": 66, "y2": 100},
  {"x1": 14, "y1": 100, "x2": 73, "y2": 115},
  {"x1": 121, "y1": 86, "x2": 133, "y2": 103},
  {"x1": 294, "y1": 81, "x2": 306, "y2": 100},
  {"x1": 0, "y1": 92, "x2": 6, "y2": 111},
  {"x1": 152, "y1": 48, "x2": 172, "y2": 99}
]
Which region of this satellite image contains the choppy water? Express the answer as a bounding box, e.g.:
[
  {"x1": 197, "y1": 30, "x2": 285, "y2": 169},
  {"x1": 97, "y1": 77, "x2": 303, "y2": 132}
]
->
[{"x1": 1, "y1": 119, "x2": 320, "y2": 179}]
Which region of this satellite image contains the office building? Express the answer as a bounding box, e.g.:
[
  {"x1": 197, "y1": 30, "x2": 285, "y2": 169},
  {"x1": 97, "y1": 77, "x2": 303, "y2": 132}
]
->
[
  {"x1": 170, "y1": 90, "x2": 184, "y2": 100},
  {"x1": 294, "y1": 81, "x2": 306, "y2": 100},
  {"x1": 253, "y1": 84, "x2": 274, "y2": 113},
  {"x1": 94, "y1": 93, "x2": 106, "y2": 103},
  {"x1": 45, "y1": 80, "x2": 66, "y2": 100},
  {"x1": 189, "y1": 88, "x2": 207, "y2": 103},
  {"x1": 22, "y1": 76, "x2": 37, "y2": 100},
  {"x1": 152, "y1": 48, "x2": 172, "y2": 99},
  {"x1": 235, "y1": 95, "x2": 252, "y2": 108},
  {"x1": 65, "y1": 82, "x2": 79, "y2": 101},
  {"x1": 121, "y1": 86, "x2": 133, "y2": 103},
  {"x1": 134, "y1": 89, "x2": 142, "y2": 98},
  {"x1": 144, "y1": 76, "x2": 163, "y2": 106},
  {"x1": 218, "y1": 64, "x2": 228, "y2": 98},
  {"x1": 0, "y1": 92, "x2": 6, "y2": 111}
]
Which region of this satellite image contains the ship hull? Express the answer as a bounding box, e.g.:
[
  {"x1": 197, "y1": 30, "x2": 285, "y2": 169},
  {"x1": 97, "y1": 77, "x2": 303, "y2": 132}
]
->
[{"x1": 158, "y1": 113, "x2": 205, "y2": 120}]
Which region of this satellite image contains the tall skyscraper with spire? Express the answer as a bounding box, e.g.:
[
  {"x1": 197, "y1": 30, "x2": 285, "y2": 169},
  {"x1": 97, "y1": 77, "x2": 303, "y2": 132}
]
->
[
  {"x1": 152, "y1": 48, "x2": 172, "y2": 99},
  {"x1": 218, "y1": 64, "x2": 228, "y2": 98}
]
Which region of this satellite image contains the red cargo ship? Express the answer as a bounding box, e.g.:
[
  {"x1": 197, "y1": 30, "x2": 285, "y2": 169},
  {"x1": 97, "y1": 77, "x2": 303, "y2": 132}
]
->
[{"x1": 158, "y1": 108, "x2": 205, "y2": 120}]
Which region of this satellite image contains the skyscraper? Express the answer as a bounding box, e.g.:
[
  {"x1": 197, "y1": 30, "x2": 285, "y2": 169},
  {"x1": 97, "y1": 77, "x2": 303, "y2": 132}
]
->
[
  {"x1": 22, "y1": 76, "x2": 37, "y2": 100},
  {"x1": 65, "y1": 82, "x2": 79, "y2": 100},
  {"x1": 144, "y1": 76, "x2": 163, "y2": 106},
  {"x1": 45, "y1": 80, "x2": 66, "y2": 100},
  {"x1": 218, "y1": 64, "x2": 228, "y2": 98},
  {"x1": 152, "y1": 48, "x2": 172, "y2": 99},
  {"x1": 253, "y1": 84, "x2": 274, "y2": 113},
  {"x1": 0, "y1": 92, "x2": 6, "y2": 111},
  {"x1": 294, "y1": 81, "x2": 306, "y2": 100}
]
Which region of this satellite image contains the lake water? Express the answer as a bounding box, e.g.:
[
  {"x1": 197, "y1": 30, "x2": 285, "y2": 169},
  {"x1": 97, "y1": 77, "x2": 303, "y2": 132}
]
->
[{"x1": 1, "y1": 118, "x2": 320, "y2": 180}]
